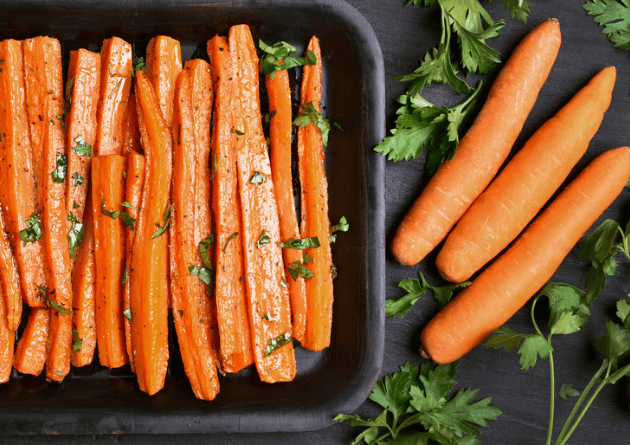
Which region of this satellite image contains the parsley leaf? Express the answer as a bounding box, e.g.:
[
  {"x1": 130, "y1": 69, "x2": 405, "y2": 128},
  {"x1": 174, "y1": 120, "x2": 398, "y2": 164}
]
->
[
  {"x1": 263, "y1": 332, "x2": 292, "y2": 357},
  {"x1": 259, "y1": 40, "x2": 317, "y2": 80},
  {"x1": 578, "y1": 219, "x2": 621, "y2": 304},
  {"x1": 189, "y1": 265, "x2": 212, "y2": 287},
  {"x1": 288, "y1": 261, "x2": 314, "y2": 280},
  {"x1": 256, "y1": 230, "x2": 271, "y2": 248},
  {"x1": 51, "y1": 153, "x2": 67, "y2": 183},
  {"x1": 329, "y1": 216, "x2": 349, "y2": 243},
  {"x1": 101, "y1": 198, "x2": 121, "y2": 219},
  {"x1": 71, "y1": 172, "x2": 84, "y2": 186},
  {"x1": 484, "y1": 327, "x2": 527, "y2": 352},
  {"x1": 120, "y1": 211, "x2": 136, "y2": 231},
  {"x1": 493, "y1": 0, "x2": 531, "y2": 23},
  {"x1": 249, "y1": 171, "x2": 266, "y2": 184},
  {"x1": 151, "y1": 200, "x2": 171, "y2": 239},
  {"x1": 20, "y1": 213, "x2": 42, "y2": 246},
  {"x1": 72, "y1": 135, "x2": 92, "y2": 156},
  {"x1": 132, "y1": 56, "x2": 146, "y2": 77},
  {"x1": 72, "y1": 328, "x2": 83, "y2": 352},
  {"x1": 293, "y1": 101, "x2": 340, "y2": 148},
  {"x1": 223, "y1": 232, "x2": 238, "y2": 253},
  {"x1": 558, "y1": 383, "x2": 580, "y2": 400},
  {"x1": 67, "y1": 212, "x2": 84, "y2": 260},
  {"x1": 280, "y1": 236, "x2": 320, "y2": 250},
  {"x1": 583, "y1": 0, "x2": 630, "y2": 50},
  {"x1": 124, "y1": 308, "x2": 132, "y2": 322},
  {"x1": 199, "y1": 234, "x2": 216, "y2": 271}
]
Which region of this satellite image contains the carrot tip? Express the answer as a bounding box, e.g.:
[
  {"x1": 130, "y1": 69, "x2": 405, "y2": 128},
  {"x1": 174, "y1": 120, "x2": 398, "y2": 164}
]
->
[{"x1": 419, "y1": 345, "x2": 431, "y2": 361}]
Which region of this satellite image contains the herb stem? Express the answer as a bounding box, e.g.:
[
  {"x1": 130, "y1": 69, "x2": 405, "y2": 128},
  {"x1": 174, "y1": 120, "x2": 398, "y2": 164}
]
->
[{"x1": 545, "y1": 347, "x2": 555, "y2": 445}]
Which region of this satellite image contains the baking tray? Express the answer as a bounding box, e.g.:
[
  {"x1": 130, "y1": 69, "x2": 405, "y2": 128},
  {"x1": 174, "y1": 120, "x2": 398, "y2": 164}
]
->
[{"x1": 0, "y1": 0, "x2": 385, "y2": 435}]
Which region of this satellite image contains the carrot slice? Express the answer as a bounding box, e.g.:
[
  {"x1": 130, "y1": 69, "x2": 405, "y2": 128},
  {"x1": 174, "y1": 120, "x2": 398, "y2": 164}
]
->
[
  {"x1": 94, "y1": 37, "x2": 132, "y2": 157},
  {"x1": 91, "y1": 155, "x2": 128, "y2": 368},
  {"x1": 437, "y1": 66, "x2": 617, "y2": 283},
  {"x1": 170, "y1": 63, "x2": 220, "y2": 400},
  {"x1": 391, "y1": 18, "x2": 562, "y2": 266},
  {"x1": 71, "y1": 192, "x2": 96, "y2": 367},
  {"x1": 66, "y1": 49, "x2": 100, "y2": 224},
  {"x1": 230, "y1": 24, "x2": 296, "y2": 383},
  {"x1": 122, "y1": 151, "x2": 145, "y2": 373},
  {"x1": 129, "y1": 71, "x2": 172, "y2": 395},
  {"x1": 14, "y1": 307, "x2": 50, "y2": 376},
  {"x1": 0, "y1": 282, "x2": 14, "y2": 382},
  {"x1": 266, "y1": 65, "x2": 307, "y2": 343},
  {"x1": 0, "y1": 206, "x2": 23, "y2": 332},
  {"x1": 0, "y1": 39, "x2": 47, "y2": 308},
  {"x1": 207, "y1": 35, "x2": 254, "y2": 373},
  {"x1": 145, "y1": 36, "x2": 182, "y2": 130},
  {"x1": 420, "y1": 146, "x2": 630, "y2": 364},
  {"x1": 122, "y1": 93, "x2": 142, "y2": 156}
]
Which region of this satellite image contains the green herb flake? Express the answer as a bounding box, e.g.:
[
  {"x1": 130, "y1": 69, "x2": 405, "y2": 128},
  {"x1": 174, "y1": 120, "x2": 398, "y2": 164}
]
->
[
  {"x1": 223, "y1": 232, "x2": 239, "y2": 253},
  {"x1": 178, "y1": 309, "x2": 184, "y2": 317},
  {"x1": 293, "y1": 101, "x2": 340, "y2": 148},
  {"x1": 20, "y1": 213, "x2": 42, "y2": 246},
  {"x1": 280, "y1": 236, "x2": 320, "y2": 250},
  {"x1": 288, "y1": 261, "x2": 314, "y2": 280},
  {"x1": 210, "y1": 153, "x2": 218, "y2": 181},
  {"x1": 189, "y1": 264, "x2": 212, "y2": 287},
  {"x1": 67, "y1": 212, "x2": 84, "y2": 260},
  {"x1": 303, "y1": 252, "x2": 311, "y2": 264},
  {"x1": 263, "y1": 332, "x2": 292, "y2": 357},
  {"x1": 121, "y1": 263, "x2": 127, "y2": 286},
  {"x1": 259, "y1": 40, "x2": 317, "y2": 80},
  {"x1": 199, "y1": 234, "x2": 216, "y2": 272},
  {"x1": 231, "y1": 128, "x2": 244, "y2": 136},
  {"x1": 151, "y1": 200, "x2": 172, "y2": 239},
  {"x1": 124, "y1": 308, "x2": 132, "y2": 322},
  {"x1": 263, "y1": 312, "x2": 276, "y2": 322},
  {"x1": 249, "y1": 171, "x2": 266, "y2": 184},
  {"x1": 73, "y1": 200, "x2": 80, "y2": 209},
  {"x1": 263, "y1": 109, "x2": 277, "y2": 122},
  {"x1": 132, "y1": 56, "x2": 146, "y2": 77},
  {"x1": 120, "y1": 211, "x2": 137, "y2": 231},
  {"x1": 121, "y1": 201, "x2": 140, "y2": 210},
  {"x1": 256, "y1": 230, "x2": 271, "y2": 248},
  {"x1": 72, "y1": 328, "x2": 83, "y2": 352},
  {"x1": 72, "y1": 172, "x2": 84, "y2": 186},
  {"x1": 101, "y1": 198, "x2": 121, "y2": 219},
  {"x1": 280, "y1": 277, "x2": 288, "y2": 288},
  {"x1": 73, "y1": 135, "x2": 92, "y2": 156},
  {"x1": 51, "y1": 153, "x2": 68, "y2": 183}
]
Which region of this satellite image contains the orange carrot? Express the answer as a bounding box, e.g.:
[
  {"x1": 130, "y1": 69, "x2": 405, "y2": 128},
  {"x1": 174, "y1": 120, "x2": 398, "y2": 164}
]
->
[
  {"x1": 170, "y1": 63, "x2": 220, "y2": 400},
  {"x1": 129, "y1": 71, "x2": 171, "y2": 395},
  {"x1": 420, "y1": 146, "x2": 630, "y2": 364},
  {"x1": 0, "y1": 39, "x2": 47, "y2": 308},
  {"x1": 91, "y1": 155, "x2": 128, "y2": 368},
  {"x1": 437, "y1": 66, "x2": 616, "y2": 283},
  {"x1": 0, "y1": 206, "x2": 23, "y2": 331},
  {"x1": 14, "y1": 308, "x2": 50, "y2": 376},
  {"x1": 207, "y1": 35, "x2": 254, "y2": 373},
  {"x1": 230, "y1": 24, "x2": 296, "y2": 383},
  {"x1": 94, "y1": 37, "x2": 132, "y2": 157},
  {"x1": 266, "y1": 65, "x2": 308, "y2": 343},
  {"x1": 391, "y1": 18, "x2": 562, "y2": 266},
  {"x1": 122, "y1": 93, "x2": 142, "y2": 156},
  {"x1": 71, "y1": 192, "x2": 96, "y2": 367},
  {"x1": 297, "y1": 37, "x2": 335, "y2": 352},
  {"x1": 122, "y1": 151, "x2": 145, "y2": 373},
  {"x1": 0, "y1": 285, "x2": 13, "y2": 383},
  {"x1": 145, "y1": 36, "x2": 182, "y2": 130},
  {"x1": 66, "y1": 48, "x2": 100, "y2": 224}
]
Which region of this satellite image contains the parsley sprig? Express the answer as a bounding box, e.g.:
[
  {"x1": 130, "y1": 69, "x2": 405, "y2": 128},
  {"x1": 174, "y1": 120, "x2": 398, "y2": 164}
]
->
[
  {"x1": 583, "y1": 0, "x2": 630, "y2": 50},
  {"x1": 293, "y1": 101, "x2": 342, "y2": 148},
  {"x1": 259, "y1": 40, "x2": 317, "y2": 80}
]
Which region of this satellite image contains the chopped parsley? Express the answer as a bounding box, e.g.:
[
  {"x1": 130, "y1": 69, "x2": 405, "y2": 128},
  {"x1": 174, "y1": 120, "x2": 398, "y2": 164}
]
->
[
  {"x1": 223, "y1": 232, "x2": 239, "y2": 253},
  {"x1": 288, "y1": 260, "x2": 314, "y2": 280},
  {"x1": 120, "y1": 211, "x2": 136, "y2": 231},
  {"x1": 256, "y1": 230, "x2": 271, "y2": 248},
  {"x1": 72, "y1": 135, "x2": 92, "y2": 156},
  {"x1": 123, "y1": 308, "x2": 132, "y2": 322},
  {"x1": 249, "y1": 171, "x2": 266, "y2": 184},
  {"x1": 101, "y1": 198, "x2": 121, "y2": 219},
  {"x1": 293, "y1": 101, "x2": 341, "y2": 148},
  {"x1": 263, "y1": 332, "x2": 292, "y2": 357},
  {"x1": 71, "y1": 172, "x2": 84, "y2": 186},
  {"x1": 259, "y1": 40, "x2": 317, "y2": 80},
  {"x1": 67, "y1": 212, "x2": 84, "y2": 260},
  {"x1": 51, "y1": 153, "x2": 67, "y2": 183},
  {"x1": 231, "y1": 128, "x2": 244, "y2": 136},
  {"x1": 72, "y1": 328, "x2": 83, "y2": 352},
  {"x1": 20, "y1": 213, "x2": 42, "y2": 246},
  {"x1": 329, "y1": 216, "x2": 350, "y2": 243},
  {"x1": 151, "y1": 200, "x2": 171, "y2": 239},
  {"x1": 132, "y1": 56, "x2": 146, "y2": 77},
  {"x1": 280, "y1": 236, "x2": 320, "y2": 250}
]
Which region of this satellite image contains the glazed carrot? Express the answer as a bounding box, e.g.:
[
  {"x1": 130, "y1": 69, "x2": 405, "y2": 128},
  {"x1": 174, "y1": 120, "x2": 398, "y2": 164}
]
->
[
  {"x1": 437, "y1": 67, "x2": 616, "y2": 283},
  {"x1": 94, "y1": 37, "x2": 132, "y2": 157},
  {"x1": 170, "y1": 64, "x2": 220, "y2": 400},
  {"x1": 391, "y1": 18, "x2": 562, "y2": 266},
  {"x1": 66, "y1": 49, "x2": 100, "y2": 224},
  {"x1": 129, "y1": 71, "x2": 171, "y2": 395},
  {"x1": 23, "y1": 36, "x2": 74, "y2": 382},
  {"x1": 230, "y1": 24, "x2": 296, "y2": 383},
  {"x1": 91, "y1": 155, "x2": 128, "y2": 368},
  {"x1": 145, "y1": 36, "x2": 182, "y2": 130},
  {"x1": 0, "y1": 39, "x2": 47, "y2": 307},
  {"x1": 0, "y1": 285, "x2": 14, "y2": 383},
  {"x1": 421, "y1": 146, "x2": 630, "y2": 364},
  {"x1": 14, "y1": 308, "x2": 50, "y2": 376},
  {"x1": 122, "y1": 93, "x2": 142, "y2": 156},
  {"x1": 297, "y1": 37, "x2": 335, "y2": 352},
  {"x1": 207, "y1": 35, "x2": 254, "y2": 373},
  {"x1": 71, "y1": 192, "x2": 96, "y2": 367},
  {"x1": 122, "y1": 151, "x2": 145, "y2": 373},
  {"x1": 0, "y1": 206, "x2": 23, "y2": 331},
  {"x1": 266, "y1": 65, "x2": 307, "y2": 343}
]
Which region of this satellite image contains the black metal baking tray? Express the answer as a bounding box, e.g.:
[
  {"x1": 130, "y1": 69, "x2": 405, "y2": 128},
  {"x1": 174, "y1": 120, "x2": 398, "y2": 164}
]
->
[{"x1": 0, "y1": 0, "x2": 385, "y2": 435}]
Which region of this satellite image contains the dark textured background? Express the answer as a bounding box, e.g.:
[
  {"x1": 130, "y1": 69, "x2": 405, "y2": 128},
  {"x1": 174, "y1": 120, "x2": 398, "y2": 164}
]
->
[{"x1": 7, "y1": 0, "x2": 630, "y2": 443}]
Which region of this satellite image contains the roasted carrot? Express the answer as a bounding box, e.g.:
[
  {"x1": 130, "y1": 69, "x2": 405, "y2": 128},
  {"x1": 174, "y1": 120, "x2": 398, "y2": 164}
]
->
[
  {"x1": 122, "y1": 93, "x2": 142, "y2": 156},
  {"x1": 91, "y1": 155, "x2": 128, "y2": 368},
  {"x1": 71, "y1": 192, "x2": 96, "y2": 367},
  {"x1": 0, "y1": 285, "x2": 14, "y2": 383},
  {"x1": 170, "y1": 63, "x2": 220, "y2": 400},
  {"x1": 22, "y1": 36, "x2": 74, "y2": 382},
  {"x1": 207, "y1": 35, "x2": 254, "y2": 373},
  {"x1": 0, "y1": 206, "x2": 23, "y2": 331},
  {"x1": 122, "y1": 150, "x2": 145, "y2": 373},
  {"x1": 297, "y1": 37, "x2": 335, "y2": 352},
  {"x1": 145, "y1": 36, "x2": 182, "y2": 130},
  {"x1": 437, "y1": 67, "x2": 616, "y2": 283},
  {"x1": 420, "y1": 146, "x2": 630, "y2": 364},
  {"x1": 230, "y1": 24, "x2": 296, "y2": 383},
  {"x1": 94, "y1": 37, "x2": 132, "y2": 157},
  {"x1": 0, "y1": 39, "x2": 47, "y2": 308},
  {"x1": 14, "y1": 308, "x2": 50, "y2": 376},
  {"x1": 66, "y1": 48, "x2": 100, "y2": 224},
  {"x1": 129, "y1": 71, "x2": 171, "y2": 395},
  {"x1": 266, "y1": 64, "x2": 307, "y2": 343},
  {"x1": 391, "y1": 18, "x2": 562, "y2": 266}
]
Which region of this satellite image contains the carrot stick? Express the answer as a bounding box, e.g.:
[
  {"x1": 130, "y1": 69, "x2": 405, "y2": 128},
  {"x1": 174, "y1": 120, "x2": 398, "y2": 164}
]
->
[
  {"x1": 0, "y1": 283, "x2": 14, "y2": 383},
  {"x1": 437, "y1": 66, "x2": 616, "y2": 283},
  {"x1": 0, "y1": 206, "x2": 23, "y2": 332},
  {"x1": 129, "y1": 71, "x2": 172, "y2": 395},
  {"x1": 91, "y1": 155, "x2": 128, "y2": 368},
  {"x1": 14, "y1": 307, "x2": 50, "y2": 376},
  {"x1": 145, "y1": 36, "x2": 182, "y2": 130},
  {"x1": 71, "y1": 192, "x2": 96, "y2": 367},
  {"x1": 170, "y1": 64, "x2": 220, "y2": 400},
  {"x1": 420, "y1": 146, "x2": 630, "y2": 364},
  {"x1": 229, "y1": 24, "x2": 296, "y2": 383},
  {"x1": 0, "y1": 39, "x2": 47, "y2": 308},
  {"x1": 122, "y1": 93, "x2": 142, "y2": 156},
  {"x1": 297, "y1": 37, "x2": 335, "y2": 352},
  {"x1": 207, "y1": 35, "x2": 254, "y2": 374},
  {"x1": 266, "y1": 65, "x2": 307, "y2": 343},
  {"x1": 391, "y1": 18, "x2": 562, "y2": 266},
  {"x1": 122, "y1": 151, "x2": 145, "y2": 373},
  {"x1": 94, "y1": 37, "x2": 132, "y2": 157},
  {"x1": 66, "y1": 48, "x2": 100, "y2": 224}
]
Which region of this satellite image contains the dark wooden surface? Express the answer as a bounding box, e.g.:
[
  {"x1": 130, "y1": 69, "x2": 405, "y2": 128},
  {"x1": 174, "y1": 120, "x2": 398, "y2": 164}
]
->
[{"x1": 9, "y1": 0, "x2": 630, "y2": 443}]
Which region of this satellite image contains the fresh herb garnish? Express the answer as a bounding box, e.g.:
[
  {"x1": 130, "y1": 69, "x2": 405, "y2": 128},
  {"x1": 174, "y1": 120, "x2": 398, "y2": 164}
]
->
[
  {"x1": 39, "y1": 285, "x2": 72, "y2": 316},
  {"x1": 303, "y1": 252, "x2": 311, "y2": 264},
  {"x1": 189, "y1": 265, "x2": 212, "y2": 287},
  {"x1": 132, "y1": 56, "x2": 146, "y2": 77},
  {"x1": 210, "y1": 153, "x2": 218, "y2": 181},
  {"x1": 329, "y1": 216, "x2": 350, "y2": 243},
  {"x1": 72, "y1": 135, "x2": 92, "y2": 156},
  {"x1": 223, "y1": 232, "x2": 239, "y2": 253},
  {"x1": 151, "y1": 200, "x2": 172, "y2": 239},
  {"x1": 583, "y1": 0, "x2": 630, "y2": 50},
  {"x1": 293, "y1": 101, "x2": 340, "y2": 148},
  {"x1": 259, "y1": 40, "x2": 317, "y2": 80},
  {"x1": 231, "y1": 128, "x2": 244, "y2": 136},
  {"x1": 249, "y1": 171, "x2": 266, "y2": 184},
  {"x1": 263, "y1": 332, "x2": 292, "y2": 357},
  {"x1": 72, "y1": 328, "x2": 83, "y2": 352},
  {"x1": 280, "y1": 236, "x2": 320, "y2": 250},
  {"x1": 71, "y1": 172, "x2": 84, "y2": 186},
  {"x1": 73, "y1": 200, "x2": 80, "y2": 209},
  {"x1": 101, "y1": 198, "x2": 121, "y2": 219},
  {"x1": 67, "y1": 212, "x2": 84, "y2": 260},
  {"x1": 121, "y1": 201, "x2": 140, "y2": 210},
  {"x1": 20, "y1": 213, "x2": 42, "y2": 246},
  {"x1": 199, "y1": 234, "x2": 216, "y2": 271},
  {"x1": 287, "y1": 261, "x2": 314, "y2": 280},
  {"x1": 123, "y1": 308, "x2": 132, "y2": 322},
  {"x1": 280, "y1": 277, "x2": 288, "y2": 288},
  {"x1": 120, "y1": 212, "x2": 136, "y2": 231},
  {"x1": 256, "y1": 230, "x2": 271, "y2": 248},
  {"x1": 121, "y1": 263, "x2": 127, "y2": 286},
  {"x1": 51, "y1": 153, "x2": 67, "y2": 183},
  {"x1": 263, "y1": 110, "x2": 277, "y2": 122},
  {"x1": 263, "y1": 312, "x2": 276, "y2": 322}
]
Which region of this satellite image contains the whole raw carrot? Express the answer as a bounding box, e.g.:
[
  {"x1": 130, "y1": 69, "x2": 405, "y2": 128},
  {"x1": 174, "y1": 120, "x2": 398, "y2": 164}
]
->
[
  {"x1": 94, "y1": 37, "x2": 132, "y2": 157},
  {"x1": 391, "y1": 18, "x2": 562, "y2": 266},
  {"x1": 420, "y1": 146, "x2": 630, "y2": 364},
  {"x1": 0, "y1": 206, "x2": 23, "y2": 331},
  {"x1": 14, "y1": 308, "x2": 50, "y2": 376},
  {"x1": 0, "y1": 39, "x2": 47, "y2": 307},
  {"x1": 230, "y1": 24, "x2": 296, "y2": 383},
  {"x1": 91, "y1": 155, "x2": 128, "y2": 368},
  {"x1": 297, "y1": 37, "x2": 335, "y2": 352},
  {"x1": 437, "y1": 66, "x2": 616, "y2": 283},
  {"x1": 266, "y1": 64, "x2": 308, "y2": 343},
  {"x1": 121, "y1": 93, "x2": 142, "y2": 156},
  {"x1": 207, "y1": 35, "x2": 254, "y2": 373},
  {"x1": 145, "y1": 36, "x2": 182, "y2": 130}
]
